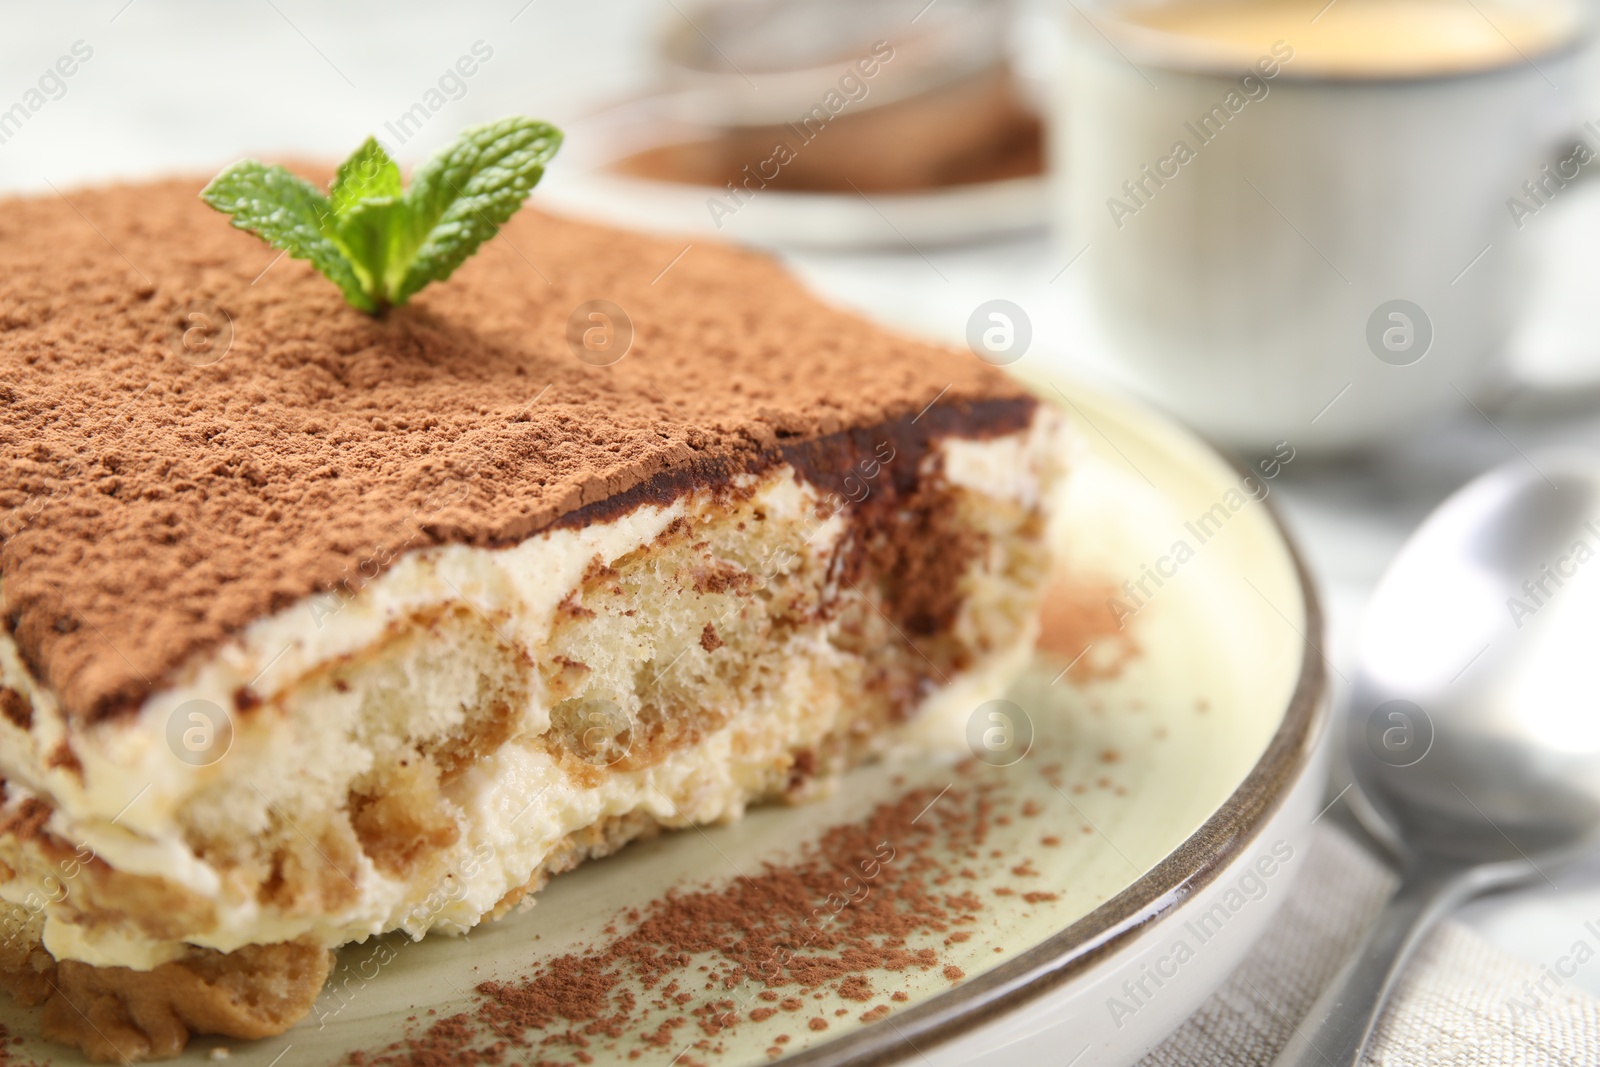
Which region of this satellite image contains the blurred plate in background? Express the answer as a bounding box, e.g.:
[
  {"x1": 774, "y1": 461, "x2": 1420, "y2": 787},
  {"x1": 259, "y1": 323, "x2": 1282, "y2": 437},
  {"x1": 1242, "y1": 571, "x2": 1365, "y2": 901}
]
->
[
  {"x1": 539, "y1": 94, "x2": 1049, "y2": 249},
  {"x1": 538, "y1": 0, "x2": 1050, "y2": 249}
]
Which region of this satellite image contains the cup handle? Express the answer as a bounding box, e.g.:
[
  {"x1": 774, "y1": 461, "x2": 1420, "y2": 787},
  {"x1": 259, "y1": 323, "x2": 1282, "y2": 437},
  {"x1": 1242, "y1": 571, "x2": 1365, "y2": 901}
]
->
[{"x1": 1491, "y1": 132, "x2": 1600, "y2": 413}]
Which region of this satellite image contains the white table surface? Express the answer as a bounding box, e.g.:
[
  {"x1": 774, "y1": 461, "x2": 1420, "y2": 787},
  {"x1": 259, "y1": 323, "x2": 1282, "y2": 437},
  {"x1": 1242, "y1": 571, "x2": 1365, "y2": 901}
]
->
[{"x1": 7, "y1": 0, "x2": 1600, "y2": 1029}]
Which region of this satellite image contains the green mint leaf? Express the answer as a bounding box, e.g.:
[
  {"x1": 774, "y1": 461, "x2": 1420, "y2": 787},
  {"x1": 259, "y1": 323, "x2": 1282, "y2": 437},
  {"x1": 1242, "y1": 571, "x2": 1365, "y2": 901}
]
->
[
  {"x1": 328, "y1": 198, "x2": 402, "y2": 304},
  {"x1": 199, "y1": 118, "x2": 561, "y2": 315},
  {"x1": 325, "y1": 138, "x2": 404, "y2": 303},
  {"x1": 200, "y1": 161, "x2": 375, "y2": 312},
  {"x1": 329, "y1": 137, "x2": 401, "y2": 215},
  {"x1": 391, "y1": 117, "x2": 563, "y2": 304}
]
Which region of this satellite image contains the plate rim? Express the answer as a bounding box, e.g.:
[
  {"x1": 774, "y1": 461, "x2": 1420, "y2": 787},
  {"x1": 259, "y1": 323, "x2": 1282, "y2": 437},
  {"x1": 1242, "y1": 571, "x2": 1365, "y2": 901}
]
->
[{"x1": 781, "y1": 379, "x2": 1332, "y2": 1067}]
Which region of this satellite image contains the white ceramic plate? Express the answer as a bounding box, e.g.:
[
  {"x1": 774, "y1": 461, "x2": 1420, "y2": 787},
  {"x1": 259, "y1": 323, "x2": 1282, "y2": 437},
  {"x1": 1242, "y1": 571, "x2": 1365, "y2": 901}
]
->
[
  {"x1": 1, "y1": 377, "x2": 1326, "y2": 1066},
  {"x1": 535, "y1": 96, "x2": 1050, "y2": 250}
]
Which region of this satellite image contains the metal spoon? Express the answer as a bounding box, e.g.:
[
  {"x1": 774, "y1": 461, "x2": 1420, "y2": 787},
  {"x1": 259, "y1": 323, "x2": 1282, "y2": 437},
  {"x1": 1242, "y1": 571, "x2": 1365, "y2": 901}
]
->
[{"x1": 1274, "y1": 452, "x2": 1600, "y2": 1067}]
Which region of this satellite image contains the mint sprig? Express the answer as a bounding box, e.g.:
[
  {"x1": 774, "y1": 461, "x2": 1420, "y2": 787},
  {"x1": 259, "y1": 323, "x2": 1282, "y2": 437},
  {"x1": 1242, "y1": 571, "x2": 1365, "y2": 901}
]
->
[{"x1": 200, "y1": 117, "x2": 562, "y2": 313}]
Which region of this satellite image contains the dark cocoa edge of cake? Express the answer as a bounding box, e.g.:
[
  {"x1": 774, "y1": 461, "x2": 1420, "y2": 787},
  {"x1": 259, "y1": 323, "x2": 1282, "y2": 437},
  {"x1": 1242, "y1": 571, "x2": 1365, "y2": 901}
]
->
[
  {"x1": 73, "y1": 394, "x2": 1036, "y2": 725},
  {"x1": 544, "y1": 395, "x2": 1035, "y2": 534}
]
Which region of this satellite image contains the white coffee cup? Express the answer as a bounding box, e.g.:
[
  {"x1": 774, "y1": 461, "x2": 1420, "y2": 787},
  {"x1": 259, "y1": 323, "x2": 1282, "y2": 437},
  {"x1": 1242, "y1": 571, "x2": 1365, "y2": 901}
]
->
[{"x1": 1055, "y1": 0, "x2": 1590, "y2": 451}]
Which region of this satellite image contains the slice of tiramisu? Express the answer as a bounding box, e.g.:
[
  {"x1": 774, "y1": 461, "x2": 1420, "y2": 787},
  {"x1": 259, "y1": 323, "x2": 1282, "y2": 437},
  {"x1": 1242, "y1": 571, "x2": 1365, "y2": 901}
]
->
[{"x1": 0, "y1": 174, "x2": 1066, "y2": 1060}]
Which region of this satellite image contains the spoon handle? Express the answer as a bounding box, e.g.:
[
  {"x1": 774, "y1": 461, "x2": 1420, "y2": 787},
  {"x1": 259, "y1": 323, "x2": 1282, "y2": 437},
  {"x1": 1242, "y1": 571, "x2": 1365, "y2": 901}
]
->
[{"x1": 1271, "y1": 860, "x2": 1475, "y2": 1067}]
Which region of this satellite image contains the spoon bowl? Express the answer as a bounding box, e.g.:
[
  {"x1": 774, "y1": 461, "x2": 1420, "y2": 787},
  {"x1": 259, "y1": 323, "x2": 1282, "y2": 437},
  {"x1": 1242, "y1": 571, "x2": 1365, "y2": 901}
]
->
[
  {"x1": 1349, "y1": 452, "x2": 1600, "y2": 865},
  {"x1": 1276, "y1": 451, "x2": 1600, "y2": 1067}
]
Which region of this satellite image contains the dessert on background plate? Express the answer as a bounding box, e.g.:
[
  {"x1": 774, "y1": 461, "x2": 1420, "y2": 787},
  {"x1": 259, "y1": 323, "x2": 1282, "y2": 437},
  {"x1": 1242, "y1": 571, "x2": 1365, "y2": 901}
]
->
[
  {"x1": 0, "y1": 121, "x2": 1068, "y2": 1060},
  {"x1": 591, "y1": 0, "x2": 1048, "y2": 249}
]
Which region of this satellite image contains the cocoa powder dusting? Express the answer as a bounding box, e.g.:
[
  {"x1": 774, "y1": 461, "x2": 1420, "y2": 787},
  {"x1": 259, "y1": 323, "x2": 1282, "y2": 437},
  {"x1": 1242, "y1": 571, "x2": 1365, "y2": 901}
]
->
[
  {"x1": 0, "y1": 179, "x2": 1033, "y2": 723},
  {"x1": 835, "y1": 976, "x2": 871, "y2": 1003},
  {"x1": 351, "y1": 781, "x2": 1055, "y2": 1066},
  {"x1": 1034, "y1": 577, "x2": 1141, "y2": 681},
  {"x1": 698, "y1": 624, "x2": 724, "y2": 653}
]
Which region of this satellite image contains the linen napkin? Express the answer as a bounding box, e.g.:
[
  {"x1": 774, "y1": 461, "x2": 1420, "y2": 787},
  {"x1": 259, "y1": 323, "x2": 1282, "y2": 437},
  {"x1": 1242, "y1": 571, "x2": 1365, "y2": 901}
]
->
[{"x1": 1139, "y1": 821, "x2": 1600, "y2": 1066}]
